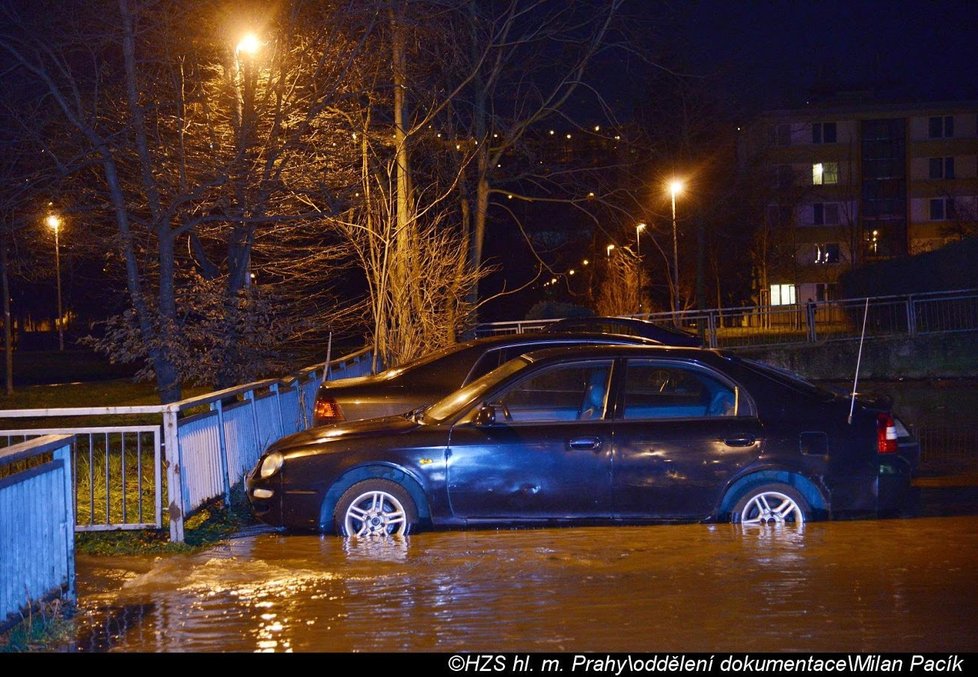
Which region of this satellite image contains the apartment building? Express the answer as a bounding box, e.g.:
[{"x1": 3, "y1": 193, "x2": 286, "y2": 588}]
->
[{"x1": 740, "y1": 100, "x2": 978, "y2": 306}]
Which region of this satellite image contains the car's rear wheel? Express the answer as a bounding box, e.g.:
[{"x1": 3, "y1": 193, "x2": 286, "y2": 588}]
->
[
  {"x1": 334, "y1": 479, "x2": 418, "y2": 537},
  {"x1": 730, "y1": 483, "x2": 809, "y2": 525}
]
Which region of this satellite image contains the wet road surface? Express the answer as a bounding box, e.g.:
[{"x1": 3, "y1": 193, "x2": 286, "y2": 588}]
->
[{"x1": 74, "y1": 509, "x2": 978, "y2": 653}]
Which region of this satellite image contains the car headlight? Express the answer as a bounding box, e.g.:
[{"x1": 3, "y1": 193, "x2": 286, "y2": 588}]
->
[{"x1": 259, "y1": 452, "x2": 284, "y2": 479}]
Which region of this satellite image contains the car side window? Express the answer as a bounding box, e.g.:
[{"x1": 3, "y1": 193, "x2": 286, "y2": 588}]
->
[
  {"x1": 622, "y1": 361, "x2": 738, "y2": 419},
  {"x1": 492, "y1": 360, "x2": 613, "y2": 423}
]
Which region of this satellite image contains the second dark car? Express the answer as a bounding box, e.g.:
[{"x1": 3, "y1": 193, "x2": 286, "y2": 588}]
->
[
  {"x1": 312, "y1": 332, "x2": 662, "y2": 425},
  {"x1": 543, "y1": 316, "x2": 702, "y2": 347}
]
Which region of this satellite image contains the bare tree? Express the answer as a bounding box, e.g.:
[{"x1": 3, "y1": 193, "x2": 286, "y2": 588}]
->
[
  {"x1": 594, "y1": 246, "x2": 642, "y2": 317},
  {"x1": 0, "y1": 1, "x2": 376, "y2": 400}
]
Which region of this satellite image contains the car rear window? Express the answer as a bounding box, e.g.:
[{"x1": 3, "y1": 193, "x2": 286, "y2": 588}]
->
[{"x1": 739, "y1": 359, "x2": 837, "y2": 401}]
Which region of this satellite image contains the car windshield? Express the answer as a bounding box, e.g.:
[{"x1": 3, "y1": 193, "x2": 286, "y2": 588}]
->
[{"x1": 421, "y1": 355, "x2": 532, "y2": 424}]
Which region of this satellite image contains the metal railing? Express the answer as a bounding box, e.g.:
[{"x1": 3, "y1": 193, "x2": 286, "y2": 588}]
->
[
  {"x1": 474, "y1": 288, "x2": 978, "y2": 349},
  {"x1": 0, "y1": 435, "x2": 75, "y2": 630},
  {"x1": 0, "y1": 347, "x2": 373, "y2": 542},
  {"x1": 1, "y1": 426, "x2": 161, "y2": 531}
]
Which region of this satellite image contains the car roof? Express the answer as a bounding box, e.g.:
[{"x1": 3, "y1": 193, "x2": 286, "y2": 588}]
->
[
  {"x1": 516, "y1": 343, "x2": 718, "y2": 365},
  {"x1": 544, "y1": 316, "x2": 701, "y2": 346},
  {"x1": 459, "y1": 331, "x2": 661, "y2": 349}
]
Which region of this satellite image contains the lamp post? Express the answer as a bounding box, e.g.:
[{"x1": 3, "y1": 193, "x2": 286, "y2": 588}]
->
[
  {"x1": 235, "y1": 32, "x2": 261, "y2": 288},
  {"x1": 606, "y1": 244, "x2": 615, "y2": 257},
  {"x1": 668, "y1": 179, "x2": 685, "y2": 313},
  {"x1": 635, "y1": 223, "x2": 646, "y2": 313},
  {"x1": 45, "y1": 213, "x2": 64, "y2": 351}
]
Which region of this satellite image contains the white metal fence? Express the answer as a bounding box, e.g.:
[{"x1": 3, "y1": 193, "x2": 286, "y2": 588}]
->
[
  {"x1": 0, "y1": 435, "x2": 75, "y2": 630},
  {"x1": 474, "y1": 288, "x2": 978, "y2": 349},
  {"x1": 0, "y1": 348, "x2": 373, "y2": 542}
]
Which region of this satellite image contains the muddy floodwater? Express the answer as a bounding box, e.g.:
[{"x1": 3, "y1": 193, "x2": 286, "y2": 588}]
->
[
  {"x1": 71, "y1": 378, "x2": 978, "y2": 653},
  {"x1": 75, "y1": 514, "x2": 978, "y2": 653}
]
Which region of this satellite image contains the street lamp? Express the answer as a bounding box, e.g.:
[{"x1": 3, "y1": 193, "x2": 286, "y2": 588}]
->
[
  {"x1": 606, "y1": 244, "x2": 615, "y2": 257},
  {"x1": 236, "y1": 32, "x2": 262, "y2": 57},
  {"x1": 45, "y1": 213, "x2": 64, "y2": 351},
  {"x1": 635, "y1": 223, "x2": 647, "y2": 313},
  {"x1": 635, "y1": 223, "x2": 646, "y2": 255},
  {"x1": 235, "y1": 32, "x2": 262, "y2": 288},
  {"x1": 668, "y1": 179, "x2": 685, "y2": 313}
]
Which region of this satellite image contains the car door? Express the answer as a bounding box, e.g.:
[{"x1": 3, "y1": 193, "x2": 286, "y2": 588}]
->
[
  {"x1": 446, "y1": 359, "x2": 615, "y2": 521},
  {"x1": 611, "y1": 359, "x2": 762, "y2": 519}
]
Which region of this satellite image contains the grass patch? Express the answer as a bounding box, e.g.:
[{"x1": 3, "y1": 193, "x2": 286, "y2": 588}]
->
[
  {"x1": 0, "y1": 598, "x2": 75, "y2": 653},
  {"x1": 0, "y1": 379, "x2": 212, "y2": 410},
  {"x1": 75, "y1": 483, "x2": 258, "y2": 556},
  {"x1": 3, "y1": 349, "x2": 137, "y2": 387}
]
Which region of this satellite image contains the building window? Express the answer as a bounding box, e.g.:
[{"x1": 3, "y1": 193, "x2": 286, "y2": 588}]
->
[
  {"x1": 775, "y1": 165, "x2": 794, "y2": 189},
  {"x1": 770, "y1": 284, "x2": 796, "y2": 306},
  {"x1": 772, "y1": 123, "x2": 791, "y2": 146},
  {"x1": 813, "y1": 122, "x2": 837, "y2": 144},
  {"x1": 765, "y1": 205, "x2": 794, "y2": 227},
  {"x1": 928, "y1": 157, "x2": 955, "y2": 179},
  {"x1": 812, "y1": 162, "x2": 839, "y2": 185},
  {"x1": 928, "y1": 115, "x2": 954, "y2": 139},
  {"x1": 812, "y1": 202, "x2": 841, "y2": 225},
  {"x1": 815, "y1": 243, "x2": 840, "y2": 264},
  {"x1": 930, "y1": 197, "x2": 956, "y2": 221}
]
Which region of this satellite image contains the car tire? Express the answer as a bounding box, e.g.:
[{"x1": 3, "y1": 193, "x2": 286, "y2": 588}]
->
[
  {"x1": 730, "y1": 482, "x2": 810, "y2": 526},
  {"x1": 333, "y1": 479, "x2": 419, "y2": 537}
]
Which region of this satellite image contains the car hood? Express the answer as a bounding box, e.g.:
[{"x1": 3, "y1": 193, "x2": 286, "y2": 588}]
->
[{"x1": 267, "y1": 414, "x2": 421, "y2": 453}]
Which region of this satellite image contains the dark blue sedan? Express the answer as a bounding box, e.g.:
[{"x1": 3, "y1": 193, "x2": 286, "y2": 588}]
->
[{"x1": 247, "y1": 346, "x2": 919, "y2": 536}]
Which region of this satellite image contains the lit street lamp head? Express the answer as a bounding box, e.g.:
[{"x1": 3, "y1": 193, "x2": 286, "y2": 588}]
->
[
  {"x1": 45, "y1": 214, "x2": 62, "y2": 232},
  {"x1": 668, "y1": 179, "x2": 685, "y2": 198},
  {"x1": 236, "y1": 32, "x2": 262, "y2": 57}
]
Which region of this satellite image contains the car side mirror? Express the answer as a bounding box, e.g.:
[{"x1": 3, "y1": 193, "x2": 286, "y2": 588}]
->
[{"x1": 474, "y1": 404, "x2": 496, "y2": 427}]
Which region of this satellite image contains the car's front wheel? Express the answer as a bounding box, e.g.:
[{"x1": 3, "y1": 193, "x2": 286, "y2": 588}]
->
[
  {"x1": 333, "y1": 479, "x2": 419, "y2": 537},
  {"x1": 730, "y1": 483, "x2": 809, "y2": 525}
]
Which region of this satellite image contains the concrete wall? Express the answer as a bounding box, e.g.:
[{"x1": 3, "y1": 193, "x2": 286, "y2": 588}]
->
[{"x1": 738, "y1": 333, "x2": 978, "y2": 381}]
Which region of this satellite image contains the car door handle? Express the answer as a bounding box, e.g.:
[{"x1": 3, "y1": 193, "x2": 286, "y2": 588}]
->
[
  {"x1": 723, "y1": 436, "x2": 756, "y2": 447},
  {"x1": 567, "y1": 437, "x2": 602, "y2": 451}
]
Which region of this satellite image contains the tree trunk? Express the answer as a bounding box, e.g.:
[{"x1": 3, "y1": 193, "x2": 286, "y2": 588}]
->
[{"x1": 1, "y1": 239, "x2": 12, "y2": 396}]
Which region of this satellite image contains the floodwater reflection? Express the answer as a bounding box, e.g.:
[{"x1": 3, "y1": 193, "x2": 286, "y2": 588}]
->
[{"x1": 74, "y1": 516, "x2": 978, "y2": 653}]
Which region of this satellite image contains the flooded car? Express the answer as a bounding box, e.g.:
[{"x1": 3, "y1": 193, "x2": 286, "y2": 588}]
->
[{"x1": 247, "y1": 345, "x2": 919, "y2": 536}]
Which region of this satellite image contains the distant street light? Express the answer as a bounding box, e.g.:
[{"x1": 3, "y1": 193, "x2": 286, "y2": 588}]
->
[
  {"x1": 668, "y1": 179, "x2": 685, "y2": 313},
  {"x1": 635, "y1": 222, "x2": 646, "y2": 255},
  {"x1": 606, "y1": 244, "x2": 615, "y2": 257},
  {"x1": 45, "y1": 212, "x2": 64, "y2": 351}
]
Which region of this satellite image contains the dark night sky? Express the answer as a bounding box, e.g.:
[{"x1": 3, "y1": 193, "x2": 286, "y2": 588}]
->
[{"x1": 612, "y1": 0, "x2": 978, "y2": 116}]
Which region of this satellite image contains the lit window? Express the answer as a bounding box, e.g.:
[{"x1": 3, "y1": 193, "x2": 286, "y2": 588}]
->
[
  {"x1": 770, "y1": 284, "x2": 796, "y2": 306},
  {"x1": 815, "y1": 243, "x2": 840, "y2": 264},
  {"x1": 812, "y1": 162, "x2": 838, "y2": 185}
]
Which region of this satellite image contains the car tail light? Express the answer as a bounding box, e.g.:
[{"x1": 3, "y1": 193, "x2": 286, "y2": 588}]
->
[
  {"x1": 314, "y1": 396, "x2": 344, "y2": 425},
  {"x1": 877, "y1": 413, "x2": 898, "y2": 453}
]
